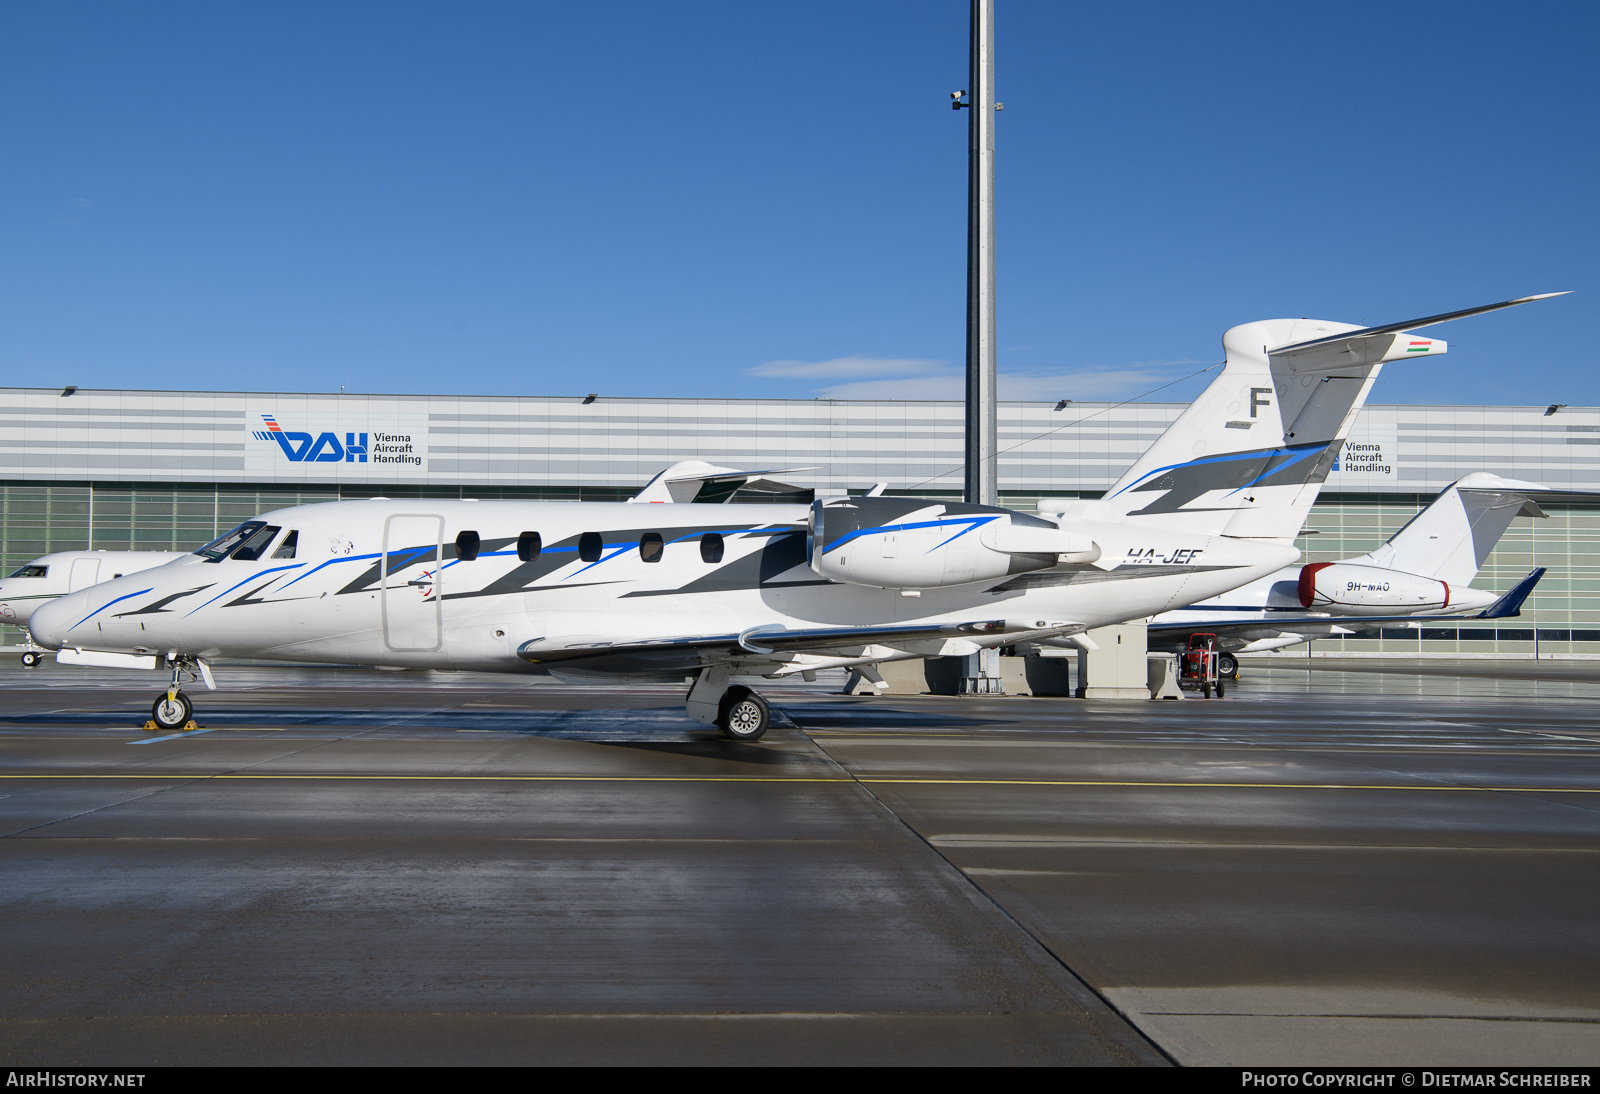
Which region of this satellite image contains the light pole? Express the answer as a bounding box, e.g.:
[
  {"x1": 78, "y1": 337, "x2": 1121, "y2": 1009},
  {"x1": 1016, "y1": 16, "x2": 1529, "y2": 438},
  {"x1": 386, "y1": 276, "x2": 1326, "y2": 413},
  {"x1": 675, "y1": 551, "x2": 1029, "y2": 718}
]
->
[
  {"x1": 953, "y1": 0, "x2": 998, "y2": 508},
  {"x1": 953, "y1": 0, "x2": 1004, "y2": 694}
]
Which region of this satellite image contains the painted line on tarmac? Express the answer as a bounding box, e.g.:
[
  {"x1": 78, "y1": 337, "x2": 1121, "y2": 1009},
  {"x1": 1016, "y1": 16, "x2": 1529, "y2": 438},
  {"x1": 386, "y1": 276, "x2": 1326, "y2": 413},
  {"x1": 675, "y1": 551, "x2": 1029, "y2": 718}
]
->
[
  {"x1": 0, "y1": 773, "x2": 853, "y2": 783},
  {"x1": 0, "y1": 773, "x2": 1598, "y2": 793}
]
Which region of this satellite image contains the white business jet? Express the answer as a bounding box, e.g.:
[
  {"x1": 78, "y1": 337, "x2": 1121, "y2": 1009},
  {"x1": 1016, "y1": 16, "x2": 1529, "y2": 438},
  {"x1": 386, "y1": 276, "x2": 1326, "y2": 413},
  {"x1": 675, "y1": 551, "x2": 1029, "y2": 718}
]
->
[
  {"x1": 1, "y1": 551, "x2": 183, "y2": 665},
  {"x1": 0, "y1": 463, "x2": 808, "y2": 665},
  {"x1": 1148, "y1": 471, "x2": 1590, "y2": 673},
  {"x1": 29, "y1": 295, "x2": 1564, "y2": 737}
]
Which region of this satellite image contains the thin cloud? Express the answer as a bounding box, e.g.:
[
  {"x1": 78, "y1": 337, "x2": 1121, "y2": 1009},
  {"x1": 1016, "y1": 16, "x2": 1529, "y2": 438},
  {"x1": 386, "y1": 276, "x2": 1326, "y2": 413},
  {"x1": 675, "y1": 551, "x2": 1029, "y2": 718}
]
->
[
  {"x1": 748, "y1": 355, "x2": 949, "y2": 379},
  {"x1": 819, "y1": 362, "x2": 1202, "y2": 401}
]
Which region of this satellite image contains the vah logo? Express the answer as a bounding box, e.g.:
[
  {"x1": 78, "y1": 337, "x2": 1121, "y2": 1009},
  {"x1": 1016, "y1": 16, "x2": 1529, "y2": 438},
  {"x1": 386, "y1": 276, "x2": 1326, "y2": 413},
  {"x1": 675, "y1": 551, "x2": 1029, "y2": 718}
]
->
[
  {"x1": 252, "y1": 415, "x2": 368, "y2": 462},
  {"x1": 251, "y1": 415, "x2": 424, "y2": 466}
]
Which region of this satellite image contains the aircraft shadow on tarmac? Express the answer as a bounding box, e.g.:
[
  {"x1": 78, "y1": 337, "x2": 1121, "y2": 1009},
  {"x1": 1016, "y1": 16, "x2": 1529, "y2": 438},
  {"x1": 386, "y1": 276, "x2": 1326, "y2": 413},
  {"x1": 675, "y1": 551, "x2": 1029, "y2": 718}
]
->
[
  {"x1": 771, "y1": 700, "x2": 1009, "y2": 731},
  {"x1": 588, "y1": 738, "x2": 819, "y2": 765},
  {"x1": 1, "y1": 699, "x2": 1004, "y2": 739},
  {"x1": 0, "y1": 706, "x2": 702, "y2": 739}
]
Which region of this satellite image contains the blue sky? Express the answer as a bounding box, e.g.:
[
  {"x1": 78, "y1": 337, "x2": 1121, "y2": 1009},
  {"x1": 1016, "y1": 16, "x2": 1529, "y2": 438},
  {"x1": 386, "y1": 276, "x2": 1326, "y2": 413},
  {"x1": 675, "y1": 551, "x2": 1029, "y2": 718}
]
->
[{"x1": 2, "y1": 2, "x2": 1594, "y2": 408}]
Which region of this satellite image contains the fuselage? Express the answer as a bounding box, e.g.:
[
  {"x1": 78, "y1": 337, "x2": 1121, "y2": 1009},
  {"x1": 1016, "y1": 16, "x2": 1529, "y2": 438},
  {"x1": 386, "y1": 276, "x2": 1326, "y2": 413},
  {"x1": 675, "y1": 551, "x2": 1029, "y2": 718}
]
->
[
  {"x1": 29, "y1": 498, "x2": 1299, "y2": 673},
  {"x1": 1152, "y1": 562, "x2": 1497, "y2": 639}
]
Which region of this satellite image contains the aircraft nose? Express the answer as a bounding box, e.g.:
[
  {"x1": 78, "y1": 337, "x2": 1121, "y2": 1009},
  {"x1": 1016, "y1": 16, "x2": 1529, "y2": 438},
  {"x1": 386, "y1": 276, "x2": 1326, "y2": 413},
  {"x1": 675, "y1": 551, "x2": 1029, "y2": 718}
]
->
[{"x1": 28, "y1": 592, "x2": 84, "y2": 650}]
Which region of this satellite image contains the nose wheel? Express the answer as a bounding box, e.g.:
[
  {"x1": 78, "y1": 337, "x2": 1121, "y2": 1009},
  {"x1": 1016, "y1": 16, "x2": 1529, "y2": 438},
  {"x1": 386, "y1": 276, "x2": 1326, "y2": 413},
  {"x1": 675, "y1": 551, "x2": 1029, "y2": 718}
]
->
[
  {"x1": 150, "y1": 690, "x2": 194, "y2": 731},
  {"x1": 20, "y1": 650, "x2": 42, "y2": 667}
]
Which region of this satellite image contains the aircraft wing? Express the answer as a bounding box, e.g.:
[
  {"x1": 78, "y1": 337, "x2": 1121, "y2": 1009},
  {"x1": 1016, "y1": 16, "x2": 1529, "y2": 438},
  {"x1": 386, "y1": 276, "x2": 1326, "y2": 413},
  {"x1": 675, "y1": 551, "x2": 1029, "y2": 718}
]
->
[{"x1": 518, "y1": 617, "x2": 1084, "y2": 673}]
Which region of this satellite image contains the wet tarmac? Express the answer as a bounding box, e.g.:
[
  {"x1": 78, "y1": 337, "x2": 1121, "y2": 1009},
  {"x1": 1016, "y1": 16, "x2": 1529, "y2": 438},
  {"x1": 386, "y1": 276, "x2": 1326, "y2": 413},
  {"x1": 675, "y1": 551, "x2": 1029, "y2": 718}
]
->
[{"x1": 2, "y1": 657, "x2": 1598, "y2": 1065}]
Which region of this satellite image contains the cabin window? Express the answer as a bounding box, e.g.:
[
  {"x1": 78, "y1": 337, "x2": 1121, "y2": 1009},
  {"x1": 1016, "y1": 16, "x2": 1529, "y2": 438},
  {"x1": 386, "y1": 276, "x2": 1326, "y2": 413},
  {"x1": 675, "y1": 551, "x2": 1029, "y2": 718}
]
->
[
  {"x1": 578, "y1": 532, "x2": 603, "y2": 562},
  {"x1": 517, "y1": 531, "x2": 542, "y2": 561},
  {"x1": 7, "y1": 564, "x2": 47, "y2": 578},
  {"x1": 455, "y1": 530, "x2": 481, "y2": 561},
  {"x1": 271, "y1": 530, "x2": 299, "y2": 560},
  {"x1": 230, "y1": 525, "x2": 282, "y2": 562},
  {"x1": 639, "y1": 532, "x2": 664, "y2": 563},
  {"x1": 196, "y1": 521, "x2": 265, "y2": 561},
  {"x1": 700, "y1": 532, "x2": 724, "y2": 563}
]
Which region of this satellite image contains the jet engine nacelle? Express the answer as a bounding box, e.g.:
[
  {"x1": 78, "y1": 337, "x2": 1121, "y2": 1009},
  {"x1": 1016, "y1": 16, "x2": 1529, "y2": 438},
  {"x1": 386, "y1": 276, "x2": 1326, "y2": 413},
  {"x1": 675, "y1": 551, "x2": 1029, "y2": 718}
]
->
[
  {"x1": 1297, "y1": 562, "x2": 1449, "y2": 614},
  {"x1": 809, "y1": 497, "x2": 1099, "y2": 590}
]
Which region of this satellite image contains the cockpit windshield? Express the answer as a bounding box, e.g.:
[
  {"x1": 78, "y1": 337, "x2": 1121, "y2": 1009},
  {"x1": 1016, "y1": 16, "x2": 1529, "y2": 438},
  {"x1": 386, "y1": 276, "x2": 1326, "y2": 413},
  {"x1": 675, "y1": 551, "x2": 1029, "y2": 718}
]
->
[
  {"x1": 6, "y1": 564, "x2": 47, "y2": 578},
  {"x1": 230, "y1": 525, "x2": 282, "y2": 562},
  {"x1": 195, "y1": 521, "x2": 266, "y2": 562}
]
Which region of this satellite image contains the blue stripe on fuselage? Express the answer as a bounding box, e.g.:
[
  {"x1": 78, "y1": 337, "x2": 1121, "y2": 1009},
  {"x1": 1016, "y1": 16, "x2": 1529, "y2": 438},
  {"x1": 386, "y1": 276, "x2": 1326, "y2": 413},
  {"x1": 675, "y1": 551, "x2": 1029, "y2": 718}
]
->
[{"x1": 823, "y1": 515, "x2": 1000, "y2": 555}]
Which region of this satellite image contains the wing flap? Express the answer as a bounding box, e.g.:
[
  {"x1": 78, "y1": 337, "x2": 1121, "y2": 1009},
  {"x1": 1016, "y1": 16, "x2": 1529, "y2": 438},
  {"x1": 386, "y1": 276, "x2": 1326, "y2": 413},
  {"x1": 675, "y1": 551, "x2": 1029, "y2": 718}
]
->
[{"x1": 518, "y1": 618, "x2": 1083, "y2": 668}]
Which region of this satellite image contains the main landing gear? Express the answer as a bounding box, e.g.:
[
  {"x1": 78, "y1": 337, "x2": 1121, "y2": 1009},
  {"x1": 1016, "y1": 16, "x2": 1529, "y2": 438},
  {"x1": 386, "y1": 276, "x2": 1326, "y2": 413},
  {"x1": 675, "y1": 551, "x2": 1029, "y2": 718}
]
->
[
  {"x1": 145, "y1": 656, "x2": 211, "y2": 732},
  {"x1": 717, "y1": 687, "x2": 771, "y2": 741},
  {"x1": 686, "y1": 667, "x2": 771, "y2": 741}
]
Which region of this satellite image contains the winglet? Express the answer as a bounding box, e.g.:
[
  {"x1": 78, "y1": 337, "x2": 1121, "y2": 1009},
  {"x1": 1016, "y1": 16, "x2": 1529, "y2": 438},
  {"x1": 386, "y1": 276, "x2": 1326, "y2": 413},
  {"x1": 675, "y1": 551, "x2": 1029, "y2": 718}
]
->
[{"x1": 1477, "y1": 567, "x2": 1546, "y2": 619}]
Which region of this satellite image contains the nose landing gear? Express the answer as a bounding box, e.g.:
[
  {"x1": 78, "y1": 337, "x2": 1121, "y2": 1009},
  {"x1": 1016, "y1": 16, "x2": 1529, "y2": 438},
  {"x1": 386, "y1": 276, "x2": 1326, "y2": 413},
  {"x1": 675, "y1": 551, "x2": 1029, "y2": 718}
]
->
[
  {"x1": 19, "y1": 628, "x2": 45, "y2": 667},
  {"x1": 144, "y1": 656, "x2": 211, "y2": 732},
  {"x1": 150, "y1": 688, "x2": 194, "y2": 731}
]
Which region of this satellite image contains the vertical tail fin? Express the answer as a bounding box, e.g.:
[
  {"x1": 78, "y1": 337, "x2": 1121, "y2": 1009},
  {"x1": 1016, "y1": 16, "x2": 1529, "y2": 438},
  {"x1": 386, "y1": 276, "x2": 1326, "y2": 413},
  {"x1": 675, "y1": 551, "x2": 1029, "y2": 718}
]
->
[
  {"x1": 1099, "y1": 294, "x2": 1566, "y2": 538},
  {"x1": 1101, "y1": 317, "x2": 1404, "y2": 537},
  {"x1": 1356, "y1": 473, "x2": 1550, "y2": 585}
]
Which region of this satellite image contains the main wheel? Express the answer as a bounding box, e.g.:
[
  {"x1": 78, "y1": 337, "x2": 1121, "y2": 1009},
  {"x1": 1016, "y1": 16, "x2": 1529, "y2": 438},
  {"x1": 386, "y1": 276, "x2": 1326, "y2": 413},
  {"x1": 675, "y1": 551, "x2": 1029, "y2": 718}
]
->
[
  {"x1": 718, "y1": 687, "x2": 770, "y2": 741},
  {"x1": 1218, "y1": 652, "x2": 1238, "y2": 677},
  {"x1": 20, "y1": 651, "x2": 41, "y2": 667},
  {"x1": 151, "y1": 691, "x2": 193, "y2": 731}
]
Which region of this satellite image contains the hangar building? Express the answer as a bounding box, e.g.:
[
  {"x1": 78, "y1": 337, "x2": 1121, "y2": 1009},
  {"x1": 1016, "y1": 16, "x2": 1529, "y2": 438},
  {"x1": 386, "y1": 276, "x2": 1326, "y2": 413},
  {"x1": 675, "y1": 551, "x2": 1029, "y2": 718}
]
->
[{"x1": 3, "y1": 386, "x2": 1598, "y2": 657}]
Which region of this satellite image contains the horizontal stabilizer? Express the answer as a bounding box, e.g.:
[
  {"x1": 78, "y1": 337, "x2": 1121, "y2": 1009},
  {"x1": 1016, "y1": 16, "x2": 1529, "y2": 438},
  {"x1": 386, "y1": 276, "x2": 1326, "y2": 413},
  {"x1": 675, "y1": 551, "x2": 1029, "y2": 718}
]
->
[
  {"x1": 667, "y1": 465, "x2": 819, "y2": 484},
  {"x1": 631, "y1": 460, "x2": 820, "y2": 504},
  {"x1": 1477, "y1": 568, "x2": 1546, "y2": 619},
  {"x1": 1268, "y1": 292, "x2": 1569, "y2": 357}
]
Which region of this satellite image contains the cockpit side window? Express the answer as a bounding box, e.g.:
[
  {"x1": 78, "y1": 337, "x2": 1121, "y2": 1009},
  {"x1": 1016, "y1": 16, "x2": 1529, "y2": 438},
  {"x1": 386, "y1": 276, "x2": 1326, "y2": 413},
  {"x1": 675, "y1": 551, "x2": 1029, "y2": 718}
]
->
[
  {"x1": 271, "y1": 530, "x2": 299, "y2": 560},
  {"x1": 230, "y1": 525, "x2": 282, "y2": 562},
  {"x1": 196, "y1": 521, "x2": 265, "y2": 561},
  {"x1": 7, "y1": 564, "x2": 47, "y2": 578}
]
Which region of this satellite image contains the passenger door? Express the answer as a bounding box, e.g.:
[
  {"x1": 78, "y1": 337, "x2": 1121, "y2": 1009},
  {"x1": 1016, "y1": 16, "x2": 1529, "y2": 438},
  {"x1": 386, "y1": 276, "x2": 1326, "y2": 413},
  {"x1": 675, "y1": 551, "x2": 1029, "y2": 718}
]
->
[
  {"x1": 381, "y1": 514, "x2": 443, "y2": 652},
  {"x1": 68, "y1": 558, "x2": 102, "y2": 592}
]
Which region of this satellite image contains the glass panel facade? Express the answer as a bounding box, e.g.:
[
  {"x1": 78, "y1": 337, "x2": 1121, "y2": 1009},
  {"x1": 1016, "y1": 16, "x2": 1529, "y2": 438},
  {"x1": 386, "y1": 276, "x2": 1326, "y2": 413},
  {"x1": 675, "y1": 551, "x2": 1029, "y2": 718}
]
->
[{"x1": 3, "y1": 386, "x2": 1596, "y2": 660}]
